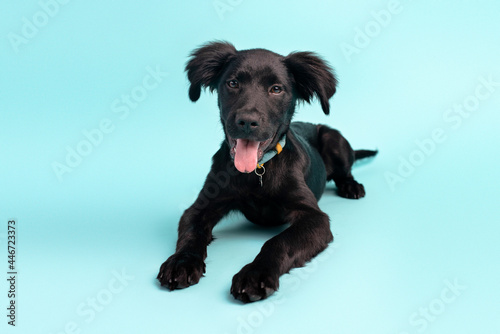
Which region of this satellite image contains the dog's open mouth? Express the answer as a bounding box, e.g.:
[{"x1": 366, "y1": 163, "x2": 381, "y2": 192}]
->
[{"x1": 229, "y1": 138, "x2": 273, "y2": 173}]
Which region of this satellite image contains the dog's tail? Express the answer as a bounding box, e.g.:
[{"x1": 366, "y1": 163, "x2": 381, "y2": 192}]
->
[{"x1": 354, "y1": 149, "x2": 378, "y2": 161}]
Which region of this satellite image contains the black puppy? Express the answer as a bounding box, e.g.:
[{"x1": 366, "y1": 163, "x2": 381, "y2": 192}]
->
[{"x1": 157, "y1": 41, "x2": 376, "y2": 303}]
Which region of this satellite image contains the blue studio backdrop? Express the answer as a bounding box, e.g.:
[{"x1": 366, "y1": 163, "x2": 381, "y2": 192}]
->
[{"x1": 1, "y1": 1, "x2": 499, "y2": 333}]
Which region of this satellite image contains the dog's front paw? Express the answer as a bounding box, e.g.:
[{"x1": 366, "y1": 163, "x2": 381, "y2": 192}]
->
[
  {"x1": 157, "y1": 252, "x2": 205, "y2": 290},
  {"x1": 337, "y1": 180, "x2": 366, "y2": 199},
  {"x1": 231, "y1": 264, "x2": 279, "y2": 303}
]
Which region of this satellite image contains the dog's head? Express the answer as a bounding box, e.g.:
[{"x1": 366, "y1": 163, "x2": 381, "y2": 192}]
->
[{"x1": 185, "y1": 41, "x2": 338, "y2": 173}]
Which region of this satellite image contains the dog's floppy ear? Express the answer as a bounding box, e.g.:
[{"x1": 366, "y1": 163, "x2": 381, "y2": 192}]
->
[
  {"x1": 185, "y1": 41, "x2": 237, "y2": 102},
  {"x1": 284, "y1": 52, "x2": 338, "y2": 115}
]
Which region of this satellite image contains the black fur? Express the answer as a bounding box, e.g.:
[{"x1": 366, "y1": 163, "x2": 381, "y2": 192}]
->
[{"x1": 157, "y1": 41, "x2": 376, "y2": 303}]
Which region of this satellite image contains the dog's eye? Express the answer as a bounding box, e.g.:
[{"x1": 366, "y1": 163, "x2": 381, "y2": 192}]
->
[
  {"x1": 270, "y1": 85, "x2": 283, "y2": 94},
  {"x1": 227, "y1": 80, "x2": 239, "y2": 89}
]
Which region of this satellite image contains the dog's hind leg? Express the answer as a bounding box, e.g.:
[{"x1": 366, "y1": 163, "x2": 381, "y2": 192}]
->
[{"x1": 317, "y1": 125, "x2": 376, "y2": 199}]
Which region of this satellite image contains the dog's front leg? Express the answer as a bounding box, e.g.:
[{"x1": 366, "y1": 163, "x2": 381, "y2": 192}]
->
[
  {"x1": 157, "y1": 185, "x2": 230, "y2": 290},
  {"x1": 231, "y1": 190, "x2": 333, "y2": 303}
]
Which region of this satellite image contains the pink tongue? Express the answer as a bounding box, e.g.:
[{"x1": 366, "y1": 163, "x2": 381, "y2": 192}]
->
[{"x1": 234, "y1": 139, "x2": 259, "y2": 173}]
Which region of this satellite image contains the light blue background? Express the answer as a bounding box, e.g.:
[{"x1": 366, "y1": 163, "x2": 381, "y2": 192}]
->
[{"x1": 1, "y1": 0, "x2": 499, "y2": 333}]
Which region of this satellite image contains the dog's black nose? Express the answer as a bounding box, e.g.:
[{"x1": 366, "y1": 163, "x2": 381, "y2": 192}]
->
[{"x1": 236, "y1": 115, "x2": 260, "y2": 133}]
